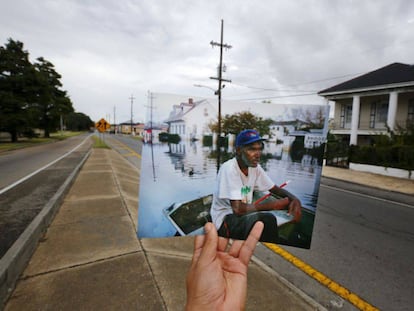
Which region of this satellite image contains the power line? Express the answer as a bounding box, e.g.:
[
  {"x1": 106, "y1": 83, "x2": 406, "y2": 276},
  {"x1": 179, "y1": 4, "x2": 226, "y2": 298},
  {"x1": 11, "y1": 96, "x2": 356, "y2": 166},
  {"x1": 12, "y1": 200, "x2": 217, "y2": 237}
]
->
[
  {"x1": 229, "y1": 92, "x2": 318, "y2": 102},
  {"x1": 230, "y1": 82, "x2": 318, "y2": 92}
]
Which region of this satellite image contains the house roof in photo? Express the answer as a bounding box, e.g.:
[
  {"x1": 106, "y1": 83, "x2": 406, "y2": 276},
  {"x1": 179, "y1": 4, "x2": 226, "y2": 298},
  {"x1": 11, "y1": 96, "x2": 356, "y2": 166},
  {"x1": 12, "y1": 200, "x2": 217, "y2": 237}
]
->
[
  {"x1": 164, "y1": 99, "x2": 210, "y2": 123},
  {"x1": 318, "y1": 62, "x2": 414, "y2": 95}
]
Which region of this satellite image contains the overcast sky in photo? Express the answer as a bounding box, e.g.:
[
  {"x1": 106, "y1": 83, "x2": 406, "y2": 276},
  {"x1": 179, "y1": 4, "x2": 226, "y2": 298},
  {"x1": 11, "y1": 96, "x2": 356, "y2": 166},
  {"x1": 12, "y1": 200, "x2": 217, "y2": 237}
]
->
[{"x1": 1, "y1": 0, "x2": 413, "y2": 124}]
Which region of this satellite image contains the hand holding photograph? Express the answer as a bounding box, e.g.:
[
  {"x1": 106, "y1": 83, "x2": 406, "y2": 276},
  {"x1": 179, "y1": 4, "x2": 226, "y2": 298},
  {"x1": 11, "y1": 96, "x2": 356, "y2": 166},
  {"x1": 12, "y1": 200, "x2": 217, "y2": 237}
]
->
[{"x1": 137, "y1": 95, "x2": 329, "y2": 249}]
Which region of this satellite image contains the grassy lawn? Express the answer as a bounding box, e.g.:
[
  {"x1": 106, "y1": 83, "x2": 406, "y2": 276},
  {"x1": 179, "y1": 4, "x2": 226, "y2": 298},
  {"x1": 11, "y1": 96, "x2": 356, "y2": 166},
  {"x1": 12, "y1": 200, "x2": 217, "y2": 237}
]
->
[{"x1": 0, "y1": 131, "x2": 85, "y2": 152}]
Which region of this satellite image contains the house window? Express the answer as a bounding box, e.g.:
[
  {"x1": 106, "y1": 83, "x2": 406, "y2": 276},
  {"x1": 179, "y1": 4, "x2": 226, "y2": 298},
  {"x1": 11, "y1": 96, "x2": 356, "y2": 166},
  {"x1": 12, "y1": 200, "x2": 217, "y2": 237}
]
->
[
  {"x1": 370, "y1": 102, "x2": 376, "y2": 128},
  {"x1": 408, "y1": 99, "x2": 414, "y2": 123},
  {"x1": 340, "y1": 105, "x2": 345, "y2": 128},
  {"x1": 340, "y1": 103, "x2": 352, "y2": 128},
  {"x1": 369, "y1": 100, "x2": 388, "y2": 128},
  {"x1": 377, "y1": 101, "x2": 388, "y2": 123}
]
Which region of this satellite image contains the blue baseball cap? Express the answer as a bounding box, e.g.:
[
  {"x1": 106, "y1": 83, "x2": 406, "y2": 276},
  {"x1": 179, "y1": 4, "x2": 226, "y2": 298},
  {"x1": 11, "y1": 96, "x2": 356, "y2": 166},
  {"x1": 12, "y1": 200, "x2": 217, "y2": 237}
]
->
[{"x1": 235, "y1": 129, "x2": 266, "y2": 147}]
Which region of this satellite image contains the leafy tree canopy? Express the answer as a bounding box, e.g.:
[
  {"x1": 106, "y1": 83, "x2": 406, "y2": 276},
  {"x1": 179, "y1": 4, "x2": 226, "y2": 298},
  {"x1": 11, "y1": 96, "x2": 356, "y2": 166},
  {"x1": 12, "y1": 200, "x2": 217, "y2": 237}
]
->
[
  {"x1": 0, "y1": 38, "x2": 88, "y2": 142},
  {"x1": 209, "y1": 111, "x2": 273, "y2": 136},
  {"x1": 0, "y1": 38, "x2": 36, "y2": 141}
]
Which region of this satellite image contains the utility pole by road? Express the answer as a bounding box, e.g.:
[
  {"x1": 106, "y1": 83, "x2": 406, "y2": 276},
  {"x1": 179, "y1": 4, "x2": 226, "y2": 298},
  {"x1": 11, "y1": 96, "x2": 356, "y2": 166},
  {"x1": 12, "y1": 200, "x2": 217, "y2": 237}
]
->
[
  {"x1": 210, "y1": 19, "x2": 232, "y2": 146},
  {"x1": 129, "y1": 94, "x2": 135, "y2": 136},
  {"x1": 113, "y1": 106, "x2": 117, "y2": 134}
]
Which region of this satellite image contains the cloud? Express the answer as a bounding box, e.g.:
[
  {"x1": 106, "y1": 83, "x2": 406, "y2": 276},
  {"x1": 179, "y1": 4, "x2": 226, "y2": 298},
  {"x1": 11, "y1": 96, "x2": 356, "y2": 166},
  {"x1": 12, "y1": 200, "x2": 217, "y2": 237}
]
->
[{"x1": 1, "y1": 0, "x2": 413, "y2": 123}]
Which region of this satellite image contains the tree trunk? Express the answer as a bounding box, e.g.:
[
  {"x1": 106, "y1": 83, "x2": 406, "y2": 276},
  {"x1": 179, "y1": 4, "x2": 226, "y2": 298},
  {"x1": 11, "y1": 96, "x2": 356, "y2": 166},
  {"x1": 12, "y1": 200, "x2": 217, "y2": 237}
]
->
[{"x1": 10, "y1": 130, "x2": 18, "y2": 142}]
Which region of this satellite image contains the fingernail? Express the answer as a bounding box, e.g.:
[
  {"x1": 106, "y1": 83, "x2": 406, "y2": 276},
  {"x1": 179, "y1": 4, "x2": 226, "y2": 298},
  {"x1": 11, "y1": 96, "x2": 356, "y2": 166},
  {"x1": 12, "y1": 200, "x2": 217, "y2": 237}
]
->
[{"x1": 205, "y1": 222, "x2": 212, "y2": 233}]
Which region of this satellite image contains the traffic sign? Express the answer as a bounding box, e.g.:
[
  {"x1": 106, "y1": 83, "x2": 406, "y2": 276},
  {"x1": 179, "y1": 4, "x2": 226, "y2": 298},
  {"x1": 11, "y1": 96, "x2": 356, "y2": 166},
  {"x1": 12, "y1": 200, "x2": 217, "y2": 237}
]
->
[{"x1": 95, "y1": 118, "x2": 111, "y2": 133}]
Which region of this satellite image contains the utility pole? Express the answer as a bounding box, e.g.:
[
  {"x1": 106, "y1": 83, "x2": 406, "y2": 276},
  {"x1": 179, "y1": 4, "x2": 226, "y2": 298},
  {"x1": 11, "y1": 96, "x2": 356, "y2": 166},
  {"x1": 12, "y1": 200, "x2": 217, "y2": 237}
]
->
[
  {"x1": 146, "y1": 91, "x2": 156, "y2": 143},
  {"x1": 113, "y1": 106, "x2": 116, "y2": 134},
  {"x1": 129, "y1": 94, "x2": 135, "y2": 135},
  {"x1": 210, "y1": 19, "x2": 232, "y2": 147}
]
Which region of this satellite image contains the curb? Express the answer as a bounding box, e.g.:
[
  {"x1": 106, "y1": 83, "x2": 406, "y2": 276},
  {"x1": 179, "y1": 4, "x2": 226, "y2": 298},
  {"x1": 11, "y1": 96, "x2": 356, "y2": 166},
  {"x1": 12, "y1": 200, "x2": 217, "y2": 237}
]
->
[
  {"x1": 0, "y1": 148, "x2": 92, "y2": 308},
  {"x1": 321, "y1": 174, "x2": 414, "y2": 197},
  {"x1": 250, "y1": 255, "x2": 328, "y2": 310}
]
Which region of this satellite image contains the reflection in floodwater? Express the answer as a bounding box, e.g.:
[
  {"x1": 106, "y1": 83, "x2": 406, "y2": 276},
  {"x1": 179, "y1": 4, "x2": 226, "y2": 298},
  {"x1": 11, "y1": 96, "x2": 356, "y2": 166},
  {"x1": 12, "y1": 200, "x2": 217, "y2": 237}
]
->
[{"x1": 138, "y1": 140, "x2": 323, "y2": 238}]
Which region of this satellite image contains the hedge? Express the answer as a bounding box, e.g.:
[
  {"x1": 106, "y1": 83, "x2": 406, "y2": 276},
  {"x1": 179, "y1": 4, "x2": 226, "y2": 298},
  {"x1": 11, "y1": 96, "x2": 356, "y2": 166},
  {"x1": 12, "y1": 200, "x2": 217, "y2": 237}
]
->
[{"x1": 349, "y1": 145, "x2": 414, "y2": 170}]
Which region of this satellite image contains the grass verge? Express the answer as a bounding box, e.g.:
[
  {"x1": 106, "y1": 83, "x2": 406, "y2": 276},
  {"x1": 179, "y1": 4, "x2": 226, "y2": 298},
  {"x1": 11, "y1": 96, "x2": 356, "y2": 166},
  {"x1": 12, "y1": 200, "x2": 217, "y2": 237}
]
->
[
  {"x1": 0, "y1": 131, "x2": 84, "y2": 152},
  {"x1": 91, "y1": 134, "x2": 110, "y2": 148}
]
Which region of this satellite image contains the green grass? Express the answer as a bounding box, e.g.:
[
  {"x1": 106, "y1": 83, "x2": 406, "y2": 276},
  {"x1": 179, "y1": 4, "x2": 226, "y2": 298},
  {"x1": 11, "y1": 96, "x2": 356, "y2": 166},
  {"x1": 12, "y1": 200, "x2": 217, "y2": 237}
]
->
[
  {"x1": 91, "y1": 135, "x2": 110, "y2": 148},
  {"x1": 0, "y1": 131, "x2": 84, "y2": 152}
]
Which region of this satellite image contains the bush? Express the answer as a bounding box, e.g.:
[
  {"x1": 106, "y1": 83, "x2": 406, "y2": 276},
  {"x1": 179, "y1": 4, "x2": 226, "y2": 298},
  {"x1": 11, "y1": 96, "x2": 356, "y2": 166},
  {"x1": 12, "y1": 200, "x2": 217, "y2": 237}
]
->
[
  {"x1": 350, "y1": 145, "x2": 414, "y2": 170},
  {"x1": 158, "y1": 133, "x2": 181, "y2": 143}
]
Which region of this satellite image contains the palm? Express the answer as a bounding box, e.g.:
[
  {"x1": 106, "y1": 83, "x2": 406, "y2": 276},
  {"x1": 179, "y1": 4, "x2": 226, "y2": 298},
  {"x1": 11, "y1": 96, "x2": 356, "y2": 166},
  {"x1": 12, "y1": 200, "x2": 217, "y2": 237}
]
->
[{"x1": 186, "y1": 222, "x2": 263, "y2": 311}]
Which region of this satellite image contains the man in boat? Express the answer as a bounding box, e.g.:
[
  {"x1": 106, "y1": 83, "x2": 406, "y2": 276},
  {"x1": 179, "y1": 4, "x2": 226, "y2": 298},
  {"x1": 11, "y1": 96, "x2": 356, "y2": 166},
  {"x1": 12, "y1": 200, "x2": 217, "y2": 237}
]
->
[{"x1": 210, "y1": 129, "x2": 302, "y2": 243}]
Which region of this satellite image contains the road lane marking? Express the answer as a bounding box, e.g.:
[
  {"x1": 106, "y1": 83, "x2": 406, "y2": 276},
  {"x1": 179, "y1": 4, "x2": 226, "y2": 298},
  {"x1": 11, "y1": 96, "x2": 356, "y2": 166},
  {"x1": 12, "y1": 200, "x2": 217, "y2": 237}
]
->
[
  {"x1": 263, "y1": 242, "x2": 380, "y2": 311},
  {"x1": 321, "y1": 184, "x2": 414, "y2": 209},
  {"x1": 0, "y1": 135, "x2": 92, "y2": 195},
  {"x1": 107, "y1": 137, "x2": 141, "y2": 159}
]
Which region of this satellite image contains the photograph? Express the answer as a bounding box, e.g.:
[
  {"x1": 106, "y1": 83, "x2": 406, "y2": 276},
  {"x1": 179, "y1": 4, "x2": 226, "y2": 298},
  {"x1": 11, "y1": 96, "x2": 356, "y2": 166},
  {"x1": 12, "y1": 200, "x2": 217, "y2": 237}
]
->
[{"x1": 137, "y1": 94, "x2": 329, "y2": 249}]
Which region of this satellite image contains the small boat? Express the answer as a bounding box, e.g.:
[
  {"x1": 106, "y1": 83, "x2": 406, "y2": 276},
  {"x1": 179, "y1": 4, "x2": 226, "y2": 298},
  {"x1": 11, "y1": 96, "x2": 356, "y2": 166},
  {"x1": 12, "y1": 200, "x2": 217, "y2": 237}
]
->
[{"x1": 164, "y1": 192, "x2": 315, "y2": 248}]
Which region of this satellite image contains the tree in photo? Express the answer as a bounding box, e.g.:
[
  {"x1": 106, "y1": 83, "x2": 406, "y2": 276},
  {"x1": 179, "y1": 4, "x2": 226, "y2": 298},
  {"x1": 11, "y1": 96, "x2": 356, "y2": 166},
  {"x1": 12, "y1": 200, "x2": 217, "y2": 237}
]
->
[{"x1": 209, "y1": 111, "x2": 273, "y2": 137}]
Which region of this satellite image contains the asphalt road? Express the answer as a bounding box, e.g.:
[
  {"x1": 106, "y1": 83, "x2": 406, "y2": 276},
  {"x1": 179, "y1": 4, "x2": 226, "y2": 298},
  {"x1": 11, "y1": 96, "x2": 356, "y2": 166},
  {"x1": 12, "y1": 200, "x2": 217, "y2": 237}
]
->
[
  {"x1": 103, "y1": 133, "x2": 142, "y2": 168},
  {"x1": 0, "y1": 133, "x2": 92, "y2": 191},
  {"x1": 255, "y1": 178, "x2": 414, "y2": 311},
  {"x1": 0, "y1": 134, "x2": 93, "y2": 258}
]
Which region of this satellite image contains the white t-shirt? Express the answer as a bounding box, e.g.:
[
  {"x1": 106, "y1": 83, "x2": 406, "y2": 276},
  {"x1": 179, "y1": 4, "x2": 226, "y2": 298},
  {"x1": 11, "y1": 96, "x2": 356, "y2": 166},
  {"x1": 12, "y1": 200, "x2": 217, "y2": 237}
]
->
[{"x1": 211, "y1": 158, "x2": 275, "y2": 229}]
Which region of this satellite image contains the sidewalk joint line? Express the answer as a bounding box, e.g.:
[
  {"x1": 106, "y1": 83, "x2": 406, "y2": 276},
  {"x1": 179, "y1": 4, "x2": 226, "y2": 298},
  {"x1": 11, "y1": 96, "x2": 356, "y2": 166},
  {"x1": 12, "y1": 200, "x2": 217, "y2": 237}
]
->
[{"x1": 20, "y1": 251, "x2": 141, "y2": 280}]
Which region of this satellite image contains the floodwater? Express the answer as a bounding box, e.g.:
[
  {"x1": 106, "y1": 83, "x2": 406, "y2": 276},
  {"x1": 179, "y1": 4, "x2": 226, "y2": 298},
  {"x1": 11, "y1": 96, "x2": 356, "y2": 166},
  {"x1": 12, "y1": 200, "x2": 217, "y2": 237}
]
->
[{"x1": 137, "y1": 140, "x2": 323, "y2": 238}]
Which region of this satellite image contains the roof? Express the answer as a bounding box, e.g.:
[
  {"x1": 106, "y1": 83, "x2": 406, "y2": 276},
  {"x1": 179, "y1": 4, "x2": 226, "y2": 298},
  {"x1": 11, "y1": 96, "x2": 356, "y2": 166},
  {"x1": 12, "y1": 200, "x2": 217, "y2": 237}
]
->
[
  {"x1": 318, "y1": 62, "x2": 414, "y2": 95},
  {"x1": 164, "y1": 99, "x2": 210, "y2": 123}
]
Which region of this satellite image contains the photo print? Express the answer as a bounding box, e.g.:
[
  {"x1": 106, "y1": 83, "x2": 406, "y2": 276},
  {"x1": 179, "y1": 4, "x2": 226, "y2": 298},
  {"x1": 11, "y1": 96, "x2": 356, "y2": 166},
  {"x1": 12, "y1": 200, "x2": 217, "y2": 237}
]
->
[{"x1": 137, "y1": 93, "x2": 329, "y2": 249}]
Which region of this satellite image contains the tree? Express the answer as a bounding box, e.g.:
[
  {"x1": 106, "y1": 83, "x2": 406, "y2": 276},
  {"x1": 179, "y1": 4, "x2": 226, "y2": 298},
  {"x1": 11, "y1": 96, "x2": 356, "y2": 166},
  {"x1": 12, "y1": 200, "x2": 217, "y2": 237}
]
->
[
  {"x1": 0, "y1": 39, "x2": 37, "y2": 142},
  {"x1": 65, "y1": 112, "x2": 94, "y2": 131},
  {"x1": 32, "y1": 57, "x2": 73, "y2": 137},
  {"x1": 209, "y1": 111, "x2": 273, "y2": 136}
]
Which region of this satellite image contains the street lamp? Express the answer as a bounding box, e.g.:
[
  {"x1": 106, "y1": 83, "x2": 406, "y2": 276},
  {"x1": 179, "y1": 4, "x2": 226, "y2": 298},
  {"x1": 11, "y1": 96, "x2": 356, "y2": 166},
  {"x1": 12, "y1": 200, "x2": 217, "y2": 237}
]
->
[
  {"x1": 193, "y1": 84, "x2": 219, "y2": 95},
  {"x1": 194, "y1": 83, "x2": 226, "y2": 144}
]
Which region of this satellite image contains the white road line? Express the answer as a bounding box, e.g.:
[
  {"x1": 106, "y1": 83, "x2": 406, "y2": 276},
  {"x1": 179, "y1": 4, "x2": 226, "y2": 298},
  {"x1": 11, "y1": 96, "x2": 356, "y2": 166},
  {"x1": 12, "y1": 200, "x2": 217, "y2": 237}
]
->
[
  {"x1": 320, "y1": 184, "x2": 414, "y2": 209},
  {"x1": 0, "y1": 135, "x2": 91, "y2": 195}
]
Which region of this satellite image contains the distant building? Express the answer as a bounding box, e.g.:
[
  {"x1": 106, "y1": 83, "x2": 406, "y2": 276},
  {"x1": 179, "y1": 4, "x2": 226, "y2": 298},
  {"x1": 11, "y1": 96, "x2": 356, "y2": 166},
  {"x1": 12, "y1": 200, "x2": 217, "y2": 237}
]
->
[
  {"x1": 118, "y1": 121, "x2": 145, "y2": 136},
  {"x1": 318, "y1": 63, "x2": 414, "y2": 145},
  {"x1": 143, "y1": 123, "x2": 168, "y2": 143},
  {"x1": 164, "y1": 98, "x2": 217, "y2": 141},
  {"x1": 268, "y1": 119, "x2": 309, "y2": 141}
]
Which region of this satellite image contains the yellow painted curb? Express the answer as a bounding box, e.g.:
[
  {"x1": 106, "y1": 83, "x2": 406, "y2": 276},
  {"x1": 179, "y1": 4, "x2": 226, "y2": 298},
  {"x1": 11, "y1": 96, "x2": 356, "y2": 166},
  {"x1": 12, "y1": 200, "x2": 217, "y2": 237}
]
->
[{"x1": 263, "y1": 243, "x2": 380, "y2": 311}]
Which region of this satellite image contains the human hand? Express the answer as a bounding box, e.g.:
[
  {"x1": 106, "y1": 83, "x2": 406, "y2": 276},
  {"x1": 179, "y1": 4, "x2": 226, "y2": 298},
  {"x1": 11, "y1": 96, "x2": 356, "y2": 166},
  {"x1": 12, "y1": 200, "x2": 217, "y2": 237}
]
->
[
  {"x1": 288, "y1": 199, "x2": 302, "y2": 222},
  {"x1": 185, "y1": 221, "x2": 264, "y2": 311}
]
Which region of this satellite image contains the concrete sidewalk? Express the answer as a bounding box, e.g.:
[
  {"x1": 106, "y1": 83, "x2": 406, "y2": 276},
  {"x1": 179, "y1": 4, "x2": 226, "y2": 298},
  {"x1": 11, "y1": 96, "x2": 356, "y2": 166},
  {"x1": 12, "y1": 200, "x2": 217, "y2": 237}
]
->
[
  {"x1": 322, "y1": 165, "x2": 414, "y2": 195},
  {"x1": 3, "y1": 148, "x2": 324, "y2": 310}
]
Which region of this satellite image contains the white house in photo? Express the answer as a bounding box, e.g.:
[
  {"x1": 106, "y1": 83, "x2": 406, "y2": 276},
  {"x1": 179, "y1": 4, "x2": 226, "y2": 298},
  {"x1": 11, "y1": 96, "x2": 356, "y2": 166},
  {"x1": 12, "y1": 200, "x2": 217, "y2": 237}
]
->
[
  {"x1": 268, "y1": 120, "x2": 309, "y2": 142},
  {"x1": 304, "y1": 129, "x2": 325, "y2": 149},
  {"x1": 164, "y1": 98, "x2": 217, "y2": 141}
]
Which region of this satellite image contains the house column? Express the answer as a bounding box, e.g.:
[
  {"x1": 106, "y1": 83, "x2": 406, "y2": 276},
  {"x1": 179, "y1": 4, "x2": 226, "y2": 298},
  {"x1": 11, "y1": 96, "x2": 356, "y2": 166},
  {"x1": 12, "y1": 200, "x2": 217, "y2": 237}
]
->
[
  {"x1": 387, "y1": 91, "x2": 398, "y2": 131},
  {"x1": 350, "y1": 95, "x2": 360, "y2": 145}
]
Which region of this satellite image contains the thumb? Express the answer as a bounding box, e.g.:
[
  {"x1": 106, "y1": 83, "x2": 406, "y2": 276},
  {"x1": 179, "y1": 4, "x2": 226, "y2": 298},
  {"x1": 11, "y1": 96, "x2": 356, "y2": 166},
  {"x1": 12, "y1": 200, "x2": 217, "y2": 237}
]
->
[{"x1": 198, "y1": 222, "x2": 218, "y2": 265}]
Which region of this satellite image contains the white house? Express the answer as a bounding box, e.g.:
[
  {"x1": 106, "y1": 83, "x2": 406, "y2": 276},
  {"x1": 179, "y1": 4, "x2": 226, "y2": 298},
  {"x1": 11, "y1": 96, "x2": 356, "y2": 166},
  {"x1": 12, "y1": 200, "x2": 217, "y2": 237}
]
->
[
  {"x1": 268, "y1": 119, "x2": 310, "y2": 142},
  {"x1": 318, "y1": 63, "x2": 414, "y2": 146},
  {"x1": 164, "y1": 98, "x2": 217, "y2": 141}
]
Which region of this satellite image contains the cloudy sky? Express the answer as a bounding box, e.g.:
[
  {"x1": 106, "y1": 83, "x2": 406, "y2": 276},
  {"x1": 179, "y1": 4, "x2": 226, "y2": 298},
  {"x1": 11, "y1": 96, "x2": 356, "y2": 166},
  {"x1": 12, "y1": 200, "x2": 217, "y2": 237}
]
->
[{"x1": 1, "y1": 0, "x2": 413, "y2": 123}]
